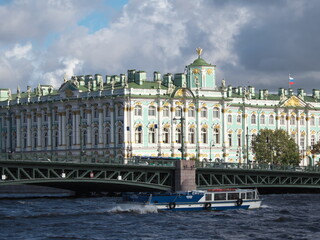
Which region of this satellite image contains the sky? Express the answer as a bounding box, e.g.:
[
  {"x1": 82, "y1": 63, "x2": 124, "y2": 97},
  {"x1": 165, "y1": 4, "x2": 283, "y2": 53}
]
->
[{"x1": 1, "y1": 0, "x2": 320, "y2": 94}]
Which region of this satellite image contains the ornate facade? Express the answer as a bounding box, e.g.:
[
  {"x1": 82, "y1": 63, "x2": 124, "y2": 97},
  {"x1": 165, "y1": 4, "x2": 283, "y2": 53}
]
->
[{"x1": 0, "y1": 49, "x2": 319, "y2": 166}]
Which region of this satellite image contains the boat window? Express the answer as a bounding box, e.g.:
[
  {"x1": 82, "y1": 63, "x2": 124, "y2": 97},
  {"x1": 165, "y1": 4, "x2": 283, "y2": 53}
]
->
[
  {"x1": 247, "y1": 192, "x2": 253, "y2": 199},
  {"x1": 252, "y1": 191, "x2": 256, "y2": 199},
  {"x1": 241, "y1": 193, "x2": 246, "y2": 199},
  {"x1": 227, "y1": 193, "x2": 239, "y2": 200},
  {"x1": 205, "y1": 194, "x2": 212, "y2": 201},
  {"x1": 214, "y1": 193, "x2": 226, "y2": 201}
]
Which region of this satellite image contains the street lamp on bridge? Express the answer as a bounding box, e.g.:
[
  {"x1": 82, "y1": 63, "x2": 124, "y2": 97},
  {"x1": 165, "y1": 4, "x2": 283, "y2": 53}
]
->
[{"x1": 173, "y1": 116, "x2": 185, "y2": 160}]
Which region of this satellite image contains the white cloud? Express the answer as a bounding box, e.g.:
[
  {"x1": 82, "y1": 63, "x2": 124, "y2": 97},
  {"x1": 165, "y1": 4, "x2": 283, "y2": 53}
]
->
[{"x1": 5, "y1": 43, "x2": 32, "y2": 59}]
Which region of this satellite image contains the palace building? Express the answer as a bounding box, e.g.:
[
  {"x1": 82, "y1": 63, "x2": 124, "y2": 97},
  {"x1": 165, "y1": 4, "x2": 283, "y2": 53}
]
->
[{"x1": 0, "y1": 48, "x2": 319, "y2": 166}]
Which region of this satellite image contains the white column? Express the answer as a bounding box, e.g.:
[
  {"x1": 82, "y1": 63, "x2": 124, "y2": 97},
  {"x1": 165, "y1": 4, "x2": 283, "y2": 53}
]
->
[
  {"x1": 27, "y1": 111, "x2": 31, "y2": 151},
  {"x1": 75, "y1": 110, "x2": 80, "y2": 146},
  {"x1": 98, "y1": 108, "x2": 103, "y2": 147},
  {"x1": 16, "y1": 114, "x2": 21, "y2": 151},
  {"x1": 37, "y1": 111, "x2": 42, "y2": 150},
  {"x1": 86, "y1": 108, "x2": 92, "y2": 147},
  {"x1": 72, "y1": 111, "x2": 76, "y2": 149},
  {"x1": 61, "y1": 112, "x2": 66, "y2": 147},
  {"x1": 48, "y1": 111, "x2": 52, "y2": 147}
]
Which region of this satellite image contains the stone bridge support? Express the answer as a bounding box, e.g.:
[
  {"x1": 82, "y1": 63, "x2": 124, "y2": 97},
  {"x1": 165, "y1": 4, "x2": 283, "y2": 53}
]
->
[{"x1": 175, "y1": 159, "x2": 196, "y2": 191}]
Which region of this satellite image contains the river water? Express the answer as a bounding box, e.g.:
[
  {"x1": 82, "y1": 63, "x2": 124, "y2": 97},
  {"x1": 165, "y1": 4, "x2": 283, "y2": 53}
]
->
[{"x1": 0, "y1": 194, "x2": 319, "y2": 240}]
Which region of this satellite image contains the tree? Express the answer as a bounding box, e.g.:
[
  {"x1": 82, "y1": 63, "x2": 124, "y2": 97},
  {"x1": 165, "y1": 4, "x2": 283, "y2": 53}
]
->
[{"x1": 251, "y1": 129, "x2": 300, "y2": 165}]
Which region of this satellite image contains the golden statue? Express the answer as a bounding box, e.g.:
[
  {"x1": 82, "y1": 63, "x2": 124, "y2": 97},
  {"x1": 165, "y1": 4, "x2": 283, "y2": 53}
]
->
[{"x1": 196, "y1": 47, "x2": 202, "y2": 57}]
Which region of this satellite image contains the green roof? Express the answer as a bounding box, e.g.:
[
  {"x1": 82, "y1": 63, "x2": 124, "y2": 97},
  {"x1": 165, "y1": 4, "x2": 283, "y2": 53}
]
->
[{"x1": 189, "y1": 57, "x2": 215, "y2": 67}]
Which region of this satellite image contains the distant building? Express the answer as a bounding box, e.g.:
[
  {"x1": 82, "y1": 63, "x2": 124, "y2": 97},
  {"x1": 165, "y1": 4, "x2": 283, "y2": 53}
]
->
[{"x1": 0, "y1": 49, "x2": 319, "y2": 166}]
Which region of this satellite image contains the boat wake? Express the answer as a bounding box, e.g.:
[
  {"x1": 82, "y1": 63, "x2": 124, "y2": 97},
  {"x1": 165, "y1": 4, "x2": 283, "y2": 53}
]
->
[{"x1": 108, "y1": 204, "x2": 158, "y2": 214}]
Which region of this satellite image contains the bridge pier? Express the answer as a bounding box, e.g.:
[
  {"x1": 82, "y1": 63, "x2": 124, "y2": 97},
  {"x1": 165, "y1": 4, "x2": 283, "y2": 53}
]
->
[{"x1": 175, "y1": 159, "x2": 196, "y2": 191}]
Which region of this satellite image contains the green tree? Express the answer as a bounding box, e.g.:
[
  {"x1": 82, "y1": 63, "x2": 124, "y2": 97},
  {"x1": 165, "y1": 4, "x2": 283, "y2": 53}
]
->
[{"x1": 251, "y1": 129, "x2": 300, "y2": 165}]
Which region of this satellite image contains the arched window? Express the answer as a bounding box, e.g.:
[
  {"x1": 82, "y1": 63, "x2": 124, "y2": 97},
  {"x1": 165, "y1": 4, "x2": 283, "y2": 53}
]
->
[
  {"x1": 188, "y1": 107, "x2": 195, "y2": 117},
  {"x1": 260, "y1": 115, "x2": 265, "y2": 125},
  {"x1": 148, "y1": 106, "x2": 156, "y2": 117},
  {"x1": 237, "y1": 133, "x2": 241, "y2": 147},
  {"x1": 117, "y1": 105, "x2": 123, "y2": 117},
  {"x1": 93, "y1": 108, "x2": 99, "y2": 119},
  {"x1": 228, "y1": 133, "x2": 232, "y2": 147},
  {"x1": 33, "y1": 132, "x2": 37, "y2": 150},
  {"x1": 310, "y1": 116, "x2": 315, "y2": 126},
  {"x1": 311, "y1": 135, "x2": 316, "y2": 146},
  {"x1": 117, "y1": 127, "x2": 123, "y2": 144},
  {"x1": 68, "y1": 111, "x2": 73, "y2": 123},
  {"x1": 237, "y1": 115, "x2": 241, "y2": 123},
  {"x1": 300, "y1": 116, "x2": 305, "y2": 125},
  {"x1": 163, "y1": 106, "x2": 169, "y2": 117},
  {"x1": 105, "y1": 105, "x2": 110, "y2": 117},
  {"x1": 227, "y1": 114, "x2": 232, "y2": 123},
  {"x1": 83, "y1": 130, "x2": 87, "y2": 147},
  {"x1": 188, "y1": 128, "x2": 195, "y2": 144},
  {"x1": 300, "y1": 135, "x2": 305, "y2": 147},
  {"x1": 163, "y1": 128, "x2": 170, "y2": 144},
  {"x1": 269, "y1": 115, "x2": 274, "y2": 125},
  {"x1": 251, "y1": 114, "x2": 256, "y2": 124},
  {"x1": 214, "y1": 128, "x2": 220, "y2": 144},
  {"x1": 201, "y1": 107, "x2": 207, "y2": 118},
  {"x1": 68, "y1": 131, "x2": 72, "y2": 147},
  {"x1": 105, "y1": 128, "x2": 111, "y2": 145},
  {"x1": 23, "y1": 132, "x2": 27, "y2": 150},
  {"x1": 44, "y1": 131, "x2": 48, "y2": 148},
  {"x1": 148, "y1": 127, "x2": 156, "y2": 144},
  {"x1": 290, "y1": 116, "x2": 295, "y2": 125},
  {"x1": 94, "y1": 129, "x2": 99, "y2": 146},
  {"x1": 135, "y1": 126, "x2": 142, "y2": 143},
  {"x1": 201, "y1": 128, "x2": 207, "y2": 144},
  {"x1": 280, "y1": 115, "x2": 285, "y2": 125},
  {"x1": 213, "y1": 107, "x2": 220, "y2": 118},
  {"x1": 176, "y1": 128, "x2": 181, "y2": 143},
  {"x1": 134, "y1": 105, "x2": 142, "y2": 116},
  {"x1": 175, "y1": 107, "x2": 182, "y2": 117}
]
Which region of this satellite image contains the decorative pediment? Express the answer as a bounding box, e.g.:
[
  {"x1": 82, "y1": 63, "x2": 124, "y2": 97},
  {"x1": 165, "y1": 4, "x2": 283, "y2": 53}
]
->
[
  {"x1": 280, "y1": 96, "x2": 309, "y2": 108},
  {"x1": 58, "y1": 81, "x2": 79, "y2": 93},
  {"x1": 172, "y1": 88, "x2": 195, "y2": 98}
]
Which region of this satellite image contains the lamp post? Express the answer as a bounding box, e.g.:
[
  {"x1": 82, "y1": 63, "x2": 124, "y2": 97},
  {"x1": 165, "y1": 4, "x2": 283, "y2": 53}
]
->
[
  {"x1": 209, "y1": 140, "x2": 215, "y2": 161},
  {"x1": 173, "y1": 116, "x2": 185, "y2": 160},
  {"x1": 245, "y1": 126, "x2": 251, "y2": 166}
]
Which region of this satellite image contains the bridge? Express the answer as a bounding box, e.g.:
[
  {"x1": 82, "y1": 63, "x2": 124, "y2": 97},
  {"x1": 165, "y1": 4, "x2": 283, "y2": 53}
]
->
[{"x1": 1, "y1": 158, "x2": 320, "y2": 193}]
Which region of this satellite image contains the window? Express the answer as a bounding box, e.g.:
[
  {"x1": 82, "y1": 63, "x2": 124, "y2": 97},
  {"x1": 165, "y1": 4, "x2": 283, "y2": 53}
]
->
[
  {"x1": 176, "y1": 128, "x2": 182, "y2": 143},
  {"x1": 23, "y1": 132, "x2": 27, "y2": 149},
  {"x1": 33, "y1": 113, "x2": 37, "y2": 123},
  {"x1": 269, "y1": 115, "x2": 274, "y2": 125},
  {"x1": 280, "y1": 115, "x2": 285, "y2": 125},
  {"x1": 148, "y1": 106, "x2": 156, "y2": 117},
  {"x1": 290, "y1": 116, "x2": 295, "y2": 125},
  {"x1": 117, "y1": 127, "x2": 123, "y2": 144},
  {"x1": 228, "y1": 133, "x2": 232, "y2": 147},
  {"x1": 68, "y1": 111, "x2": 73, "y2": 123},
  {"x1": 213, "y1": 107, "x2": 220, "y2": 118},
  {"x1": 175, "y1": 107, "x2": 182, "y2": 117},
  {"x1": 300, "y1": 116, "x2": 305, "y2": 125},
  {"x1": 135, "y1": 126, "x2": 142, "y2": 144},
  {"x1": 163, "y1": 106, "x2": 169, "y2": 117},
  {"x1": 251, "y1": 134, "x2": 257, "y2": 143},
  {"x1": 237, "y1": 134, "x2": 241, "y2": 147},
  {"x1": 148, "y1": 127, "x2": 156, "y2": 144},
  {"x1": 163, "y1": 128, "x2": 170, "y2": 144},
  {"x1": 134, "y1": 106, "x2": 142, "y2": 116},
  {"x1": 310, "y1": 116, "x2": 315, "y2": 126},
  {"x1": 201, "y1": 128, "x2": 207, "y2": 144},
  {"x1": 188, "y1": 107, "x2": 195, "y2": 118},
  {"x1": 105, "y1": 106, "x2": 110, "y2": 117},
  {"x1": 94, "y1": 129, "x2": 99, "y2": 146},
  {"x1": 83, "y1": 130, "x2": 87, "y2": 147},
  {"x1": 291, "y1": 134, "x2": 296, "y2": 141},
  {"x1": 201, "y1": 107, "x2": 207, "y2": 118},
  {"x1": 44, "y1": 131, "x2": 48, "y2": 148},
  {"x1": 117, "y1": 105, "x2": 123, "y2": 117},
  {"x1": 68, "y1": 131, "x2": 73, "y2": 147},
  {"x1": 227, "y1": 114, "x2": 232, "y2": 123},
  {"x1": 260, "y1": 115, "x2": 265, "y2": 125},
  {"x1": 105, "y1": 128, "x2": 111, "y2": 145},
  {"x1": 311, "y1": 135, "x2": 316, "y2": 146},
  {"x1": 300, "y1": 135, "x2": 305, "y2": 147},
  {"x1": 43, "y1": 112, "x2": 48, "y2": 122},
  {"x1": 251, "y1": 114, "x2": 256, "y2": 124},
  {"x1": 188, "y1": 128, "x2": 195, "y2": 144},
  {"x1": 54, "y1": 131, "x2": 59, "y2": 148},
  {"x1": 93, "y1": 109, "x2": 99, "y2": 118},
  {"x1": 33, "y1": 132, "x2": 37, "y2": 149},
  {"x1": 237, "y1": 115, "x2": 241, "y2": 123},
  {"x1": 214, "y1": 128, "x2": 220, "y2": 144}
]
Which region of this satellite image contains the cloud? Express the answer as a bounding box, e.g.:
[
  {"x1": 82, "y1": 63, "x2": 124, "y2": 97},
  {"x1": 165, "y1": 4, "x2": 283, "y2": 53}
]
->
[{"x1": 1, "y1": 0, "x2": 320, "y2": 93}]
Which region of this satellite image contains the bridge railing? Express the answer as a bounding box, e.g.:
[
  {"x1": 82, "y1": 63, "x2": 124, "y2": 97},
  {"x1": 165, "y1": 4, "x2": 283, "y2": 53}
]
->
[
  {"x1": 197, "y1": 161, "x2": 320, "y2": 172},
  {"x1": 0, "y1": 153, "x2": 176, "y2": 167}
]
